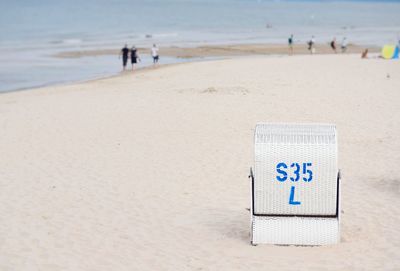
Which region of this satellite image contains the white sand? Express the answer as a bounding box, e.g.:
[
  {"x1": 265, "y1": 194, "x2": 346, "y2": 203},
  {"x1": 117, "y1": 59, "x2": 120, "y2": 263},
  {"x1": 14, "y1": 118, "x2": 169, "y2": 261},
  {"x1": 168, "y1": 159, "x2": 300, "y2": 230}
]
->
[{"x1": 0, "y1": 54, "x2": 399, "y2": 270}]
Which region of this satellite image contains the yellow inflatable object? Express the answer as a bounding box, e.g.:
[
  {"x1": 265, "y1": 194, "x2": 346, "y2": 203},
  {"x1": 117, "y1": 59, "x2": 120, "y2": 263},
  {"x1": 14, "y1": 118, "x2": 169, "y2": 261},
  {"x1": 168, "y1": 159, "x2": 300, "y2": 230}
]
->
[{"x1": 381, "y1": 45, "x2": 396, "y2": 59}]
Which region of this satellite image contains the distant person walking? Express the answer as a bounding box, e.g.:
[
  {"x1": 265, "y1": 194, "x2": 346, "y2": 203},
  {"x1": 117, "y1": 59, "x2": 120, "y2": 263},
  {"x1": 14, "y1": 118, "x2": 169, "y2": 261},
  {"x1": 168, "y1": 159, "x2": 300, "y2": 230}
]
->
[
  {"x1": 361, "y1": 49, "x2": 369, "y2": 59},
  {"x1": 341, "y1": 37, "x2": 348, "y2": 53},
  {"x1": 308, "y1": 36, "x2": 315, "y2": 54},
  {"x1": 330, "y1": 38, "x2": 337, "y2": 53},
  {"x1": 288, "y1": 34, "x2": 294, "y2": 55},
  {"x1": 130, "y1": 46, "x2": 140, "y2": 70},
  {"x1": 151, "y1": 44, "x2": 159, "y2": 66},
  {"x1": 120, "y1": 44, "x2": 129, "y2": 70}
]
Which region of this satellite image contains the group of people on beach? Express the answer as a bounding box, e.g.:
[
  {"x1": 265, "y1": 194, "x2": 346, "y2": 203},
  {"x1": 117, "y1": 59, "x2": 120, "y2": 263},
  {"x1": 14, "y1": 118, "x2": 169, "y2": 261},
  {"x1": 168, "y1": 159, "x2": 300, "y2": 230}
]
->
[
  {"x1": 329, "y1": 37, "x2": 348, "y2": 53},
  {"x1": 288, "y1": 34, "x2": 349, "y2": 55},
  {"x1": 120, "y1": 34, "x2": 372, "y2": 71},
  {"x1": 120, "y1": 44, "x2": 159, "y2": 70}
]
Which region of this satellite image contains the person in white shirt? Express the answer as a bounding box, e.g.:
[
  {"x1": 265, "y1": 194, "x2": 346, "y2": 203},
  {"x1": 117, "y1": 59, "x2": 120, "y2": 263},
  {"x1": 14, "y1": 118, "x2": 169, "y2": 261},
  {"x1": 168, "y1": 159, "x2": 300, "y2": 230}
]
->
[
  {"x1": 341, "y1": 37, "x2": 348, "y2": 53},
  {"x1": 151, "y1": 44, "x2": 159, "y2": 65}
]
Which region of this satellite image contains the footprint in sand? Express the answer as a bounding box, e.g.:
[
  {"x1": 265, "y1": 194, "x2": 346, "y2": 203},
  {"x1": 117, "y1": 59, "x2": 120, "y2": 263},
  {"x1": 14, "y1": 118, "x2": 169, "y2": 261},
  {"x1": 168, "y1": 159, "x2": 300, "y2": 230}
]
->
[
  {"x1": 176, "y1": 86, "x2": 249, "y2": 95},
  {"x1": 200, "y1": 86, "x2": 249, "y2": 95}
]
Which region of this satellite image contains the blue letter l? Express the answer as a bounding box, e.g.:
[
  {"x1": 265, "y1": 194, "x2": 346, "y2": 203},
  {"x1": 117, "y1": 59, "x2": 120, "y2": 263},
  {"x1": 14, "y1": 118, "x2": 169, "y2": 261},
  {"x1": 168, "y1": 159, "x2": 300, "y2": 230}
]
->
[{"x1": 289, "y1": 186, "x2": 301, "y2": 205}]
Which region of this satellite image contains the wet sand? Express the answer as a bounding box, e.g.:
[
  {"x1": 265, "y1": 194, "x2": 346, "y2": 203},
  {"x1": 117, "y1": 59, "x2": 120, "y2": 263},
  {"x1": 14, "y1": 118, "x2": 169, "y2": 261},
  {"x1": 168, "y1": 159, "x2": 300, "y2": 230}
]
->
[{"x1": 55, "y1": 43, "x2": 378, "y2": 59}]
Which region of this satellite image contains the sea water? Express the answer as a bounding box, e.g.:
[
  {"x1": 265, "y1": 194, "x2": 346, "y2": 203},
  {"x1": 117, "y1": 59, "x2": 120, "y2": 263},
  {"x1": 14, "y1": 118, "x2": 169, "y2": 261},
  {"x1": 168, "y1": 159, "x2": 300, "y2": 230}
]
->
[{"x1": 0, "y1": 0, "x2": 399, "y2": 92}]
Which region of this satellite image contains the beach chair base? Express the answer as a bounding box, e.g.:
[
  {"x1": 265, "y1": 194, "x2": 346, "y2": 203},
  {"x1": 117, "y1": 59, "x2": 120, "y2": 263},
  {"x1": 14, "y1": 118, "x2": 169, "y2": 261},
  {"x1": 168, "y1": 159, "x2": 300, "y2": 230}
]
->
[{"x1": 251, "y1": 216, "x2": 339, "y2": 246}]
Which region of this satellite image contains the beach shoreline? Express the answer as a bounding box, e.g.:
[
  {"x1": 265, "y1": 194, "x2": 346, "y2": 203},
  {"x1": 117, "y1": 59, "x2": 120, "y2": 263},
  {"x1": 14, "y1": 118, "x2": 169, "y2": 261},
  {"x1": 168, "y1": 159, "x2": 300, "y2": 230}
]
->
[
  {"x1": 3, "y1": 51, "x2": 380, "y2": 95},
  {"x1": 0, "y1": 56, "x2": 227, "y2": 94},
  {"x1": 1, "y1": 43, "x2": 380, "y2": 94},
  {"x1": 55, "y1": 43, "x2": 379, "y2": 59}
]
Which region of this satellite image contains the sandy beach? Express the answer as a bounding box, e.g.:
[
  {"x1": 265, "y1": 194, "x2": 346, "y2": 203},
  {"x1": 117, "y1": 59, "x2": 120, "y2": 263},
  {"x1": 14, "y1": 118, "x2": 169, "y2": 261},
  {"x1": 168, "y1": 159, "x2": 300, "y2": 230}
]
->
[{"x1": 0, "y1": 54, "x2": 399, "y2": 270}]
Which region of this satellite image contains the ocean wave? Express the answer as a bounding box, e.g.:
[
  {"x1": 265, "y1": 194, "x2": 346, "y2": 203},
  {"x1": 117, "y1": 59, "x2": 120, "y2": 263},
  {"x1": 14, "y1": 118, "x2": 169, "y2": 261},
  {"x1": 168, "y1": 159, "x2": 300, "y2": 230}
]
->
[
  {"x1": 50, "y1": 39, "x2": 83, "y2": 45},
  {"x1": 138, "y1": 32, "x2": 179, "y2": 39}
]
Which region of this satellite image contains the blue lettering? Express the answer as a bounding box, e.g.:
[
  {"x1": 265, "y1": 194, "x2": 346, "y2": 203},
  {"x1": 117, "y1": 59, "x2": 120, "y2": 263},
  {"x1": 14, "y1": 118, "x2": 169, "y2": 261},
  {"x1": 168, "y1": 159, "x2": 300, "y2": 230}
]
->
[
  {"x1": 289, "y1": 186, "x2": 301, "y2": 205},
  {"x1": 290, "y1": 163, "x2": 300, "y2": 182},
  {"x1": 302, "y1": 162, "x2": 313, "y2": 182},
  {"x1": 276, "y1": 162, "x2": 288, "y2": 182}
]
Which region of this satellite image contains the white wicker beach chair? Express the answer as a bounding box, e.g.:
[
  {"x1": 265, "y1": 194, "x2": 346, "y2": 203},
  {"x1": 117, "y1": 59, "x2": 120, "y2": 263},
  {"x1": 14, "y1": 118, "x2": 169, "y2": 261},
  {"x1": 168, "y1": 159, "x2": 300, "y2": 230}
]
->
[{"x1": 250, "y1": 123, "x2": 340, "y2": 246}]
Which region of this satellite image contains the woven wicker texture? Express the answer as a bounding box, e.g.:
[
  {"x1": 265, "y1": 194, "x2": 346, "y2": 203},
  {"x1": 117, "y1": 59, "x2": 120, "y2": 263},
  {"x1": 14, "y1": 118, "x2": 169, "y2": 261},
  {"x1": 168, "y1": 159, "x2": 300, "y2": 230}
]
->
[
  {"x1": 251, "y1": 123, "x2": 339, "y2": 245},
  {"x1": 252, "y1": 216, "x2": 339, "y2": 245},
  {"x1": 254, "y1": 123, "x2": 337, "y2": 216}
]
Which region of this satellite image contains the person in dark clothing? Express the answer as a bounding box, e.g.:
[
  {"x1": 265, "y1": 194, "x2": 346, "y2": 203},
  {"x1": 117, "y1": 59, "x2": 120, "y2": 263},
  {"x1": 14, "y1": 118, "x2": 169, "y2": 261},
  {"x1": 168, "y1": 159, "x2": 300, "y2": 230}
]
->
[
  {"x1": 307, "y1": 36, "x2": 315, "y2": 54},
  {"x1": 330, "y1": 38, "x2": 337, "y2": 53},
  {"x1": 288, "y1": 34, "x2": 294, "y2": 55},
  {"x1": 120, "y1": 44, "x2": 129, "y2": 70},
  {"x1": 130, "y1": 46, "x2": 140, "y2": 70}
]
